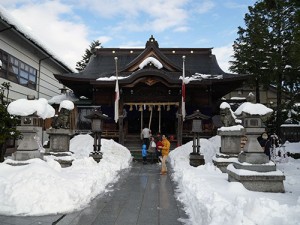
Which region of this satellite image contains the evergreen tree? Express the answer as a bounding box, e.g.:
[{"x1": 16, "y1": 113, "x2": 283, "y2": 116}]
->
[
  {"x1": 0, "y1": 82, "x2": 21, "y2": 162},
  {"x1": 75, "y1": 40, "x2": 102, "y2": 72},
  {"x1": 230, "y1": 0, "x2": 300, "y2": 133}
]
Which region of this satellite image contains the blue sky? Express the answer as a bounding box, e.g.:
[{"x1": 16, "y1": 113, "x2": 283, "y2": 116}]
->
[{"x1": 0, "y1": 0, "x2": 256, "y2": 72}]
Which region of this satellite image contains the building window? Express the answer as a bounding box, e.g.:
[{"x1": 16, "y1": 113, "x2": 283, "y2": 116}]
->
[{"x1": 0, "y1": 49, "x2": 37, "y2": 90}]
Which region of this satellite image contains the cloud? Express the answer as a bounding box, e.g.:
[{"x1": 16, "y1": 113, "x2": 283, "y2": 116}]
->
[
  {"x1": 79, "y1": 0, "x2": 189, "y2": 32},
  {"x1": 173, "y1": 26, "x2": 190, "y2": 32},
  {"x1": 97, "y1": 36, "x2": 112, "y2": 45},
  {"x1": 7, "y1": 1, "x2": 90, "y2": 70},
  {"x1": 212, "y1": 44, "x2": 234, "y2": 73},
  {"x1": 193, "y1": 0, "x2": 215, "y2": 14}
]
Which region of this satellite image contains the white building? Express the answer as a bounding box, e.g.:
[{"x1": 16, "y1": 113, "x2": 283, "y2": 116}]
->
[{"x1": 0, "y1": 6, "x2": 72, "y2": 101}]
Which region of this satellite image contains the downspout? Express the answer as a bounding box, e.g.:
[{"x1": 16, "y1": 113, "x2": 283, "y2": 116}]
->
[
  {"x1": 38, "y1": 56, "x2": 50, "y2": 146},
  {"x1": 37, "y1": 56, "x2": 51, "y2": 98}
]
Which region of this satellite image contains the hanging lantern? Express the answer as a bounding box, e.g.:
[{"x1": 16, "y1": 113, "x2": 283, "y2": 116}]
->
[
  {"x1": 157, "y1": 105, "x2": 161, "y2": 111},
  {"x1": 167, "y1": 104, "x2": 171, "y2": 111},
  {"x1": 129, "y1": 104, "x2": 133, "y2": 111},
  {"x1": 139, "y1": 105, "x2": 143, "y2": 112},
  {"x1": 149, "y1": 105, "x2": 153, "y2": 111}
]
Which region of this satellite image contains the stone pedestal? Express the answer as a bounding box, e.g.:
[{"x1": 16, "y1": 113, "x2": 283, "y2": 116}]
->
[
  {"x1": 12, "y1": 126, "x2": 42, "y2": 160},
  {"x1": 213, "y1": 153, "x2": 238, "y2": 173},
  {"x1": 227, "y1": 126, "x2": 285, "y2": 192},
  {"x1": 227, "y1": 163, "x2": 285, "y2": 193},
  {"x1": 213, "y1": 126, "x2": 244, "y2": 172},
  {"x1": 43, "y1": 152, "x2": 74, "y2": 167},
  {"x1": 46, "y1": 128, "x2": 75, "y2": 152},
  {"x1": 189, "y1": 153, "x2": 205, "y2": 167}
]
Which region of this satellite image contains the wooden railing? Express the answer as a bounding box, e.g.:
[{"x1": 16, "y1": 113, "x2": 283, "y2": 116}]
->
[{"x1": 102, "y1": 130, "x2": 119, "y2": 139}]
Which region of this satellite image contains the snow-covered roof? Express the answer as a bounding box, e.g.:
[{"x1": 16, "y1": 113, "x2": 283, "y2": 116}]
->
[
  {"x1": 96, "y1": 75, "x2": 130, "y2": 81},
  {"x1": 139, "y1": 57, "x2": 163, "y2": 69},
  {"x1": 179, "y1": 73, "x2": 223, "y2": 84},
  {"x1": 0, "y1": 5, "x2": 73, "y2": 72}
]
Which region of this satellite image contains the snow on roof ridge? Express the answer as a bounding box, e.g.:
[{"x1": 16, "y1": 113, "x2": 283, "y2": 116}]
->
[{"x1": 0, "y1": 5, "x2": 74, "y2": 72}]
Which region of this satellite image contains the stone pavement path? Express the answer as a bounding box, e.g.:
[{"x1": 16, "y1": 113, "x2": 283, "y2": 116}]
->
[{"x1": 0, "y1": 162, "x2": 189, "y2": 225}]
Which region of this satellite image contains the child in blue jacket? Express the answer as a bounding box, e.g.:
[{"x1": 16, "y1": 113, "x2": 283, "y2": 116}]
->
[{"x1": 142, "y1": 143, "x2": 147, "y2": 164}]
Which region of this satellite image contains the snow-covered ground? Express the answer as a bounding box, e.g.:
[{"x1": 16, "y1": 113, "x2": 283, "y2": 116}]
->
[
  {"x1": 0, "y1": 134, "x2": 131, "y2": 216},
  {"x1": 0, "y1": 134, "x2": 300, "y2": 225},
  {"x1": 169, "y1": 136, "x2": 300, "y2": 225}
]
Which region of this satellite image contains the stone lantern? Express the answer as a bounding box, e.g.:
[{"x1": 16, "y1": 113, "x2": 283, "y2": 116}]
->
[
  {"x1": 12, "y1": 95, "x2": 42, "y2": 160},
  {"x1": 185, "y1": 110, "x2": 210, "y2": 167},
  {"x1": 226, "y1": 102, "x2": 285, "y2": 192},
  {"x1": 85, "y1": 109, "x2": 109, "y2": 163}
]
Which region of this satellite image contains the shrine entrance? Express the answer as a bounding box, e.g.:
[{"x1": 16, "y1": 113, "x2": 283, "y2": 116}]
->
[{"x1": 124, "y1": 102, "x2": 179, "y2": 136}]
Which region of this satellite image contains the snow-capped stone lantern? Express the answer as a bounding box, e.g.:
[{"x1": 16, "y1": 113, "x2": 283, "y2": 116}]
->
[
  {"x1": 84, "y1": 108, "x2": 110, "y2": 163},
  {"x1": 226, "y1": 102, "x2": 285, "y2": 192},
  {"x1": 185, "y1": 110, "x2": 210, "y2": 167},
  {"x1": 7, "y1": 95, "x2": 55, "y2": 161}
]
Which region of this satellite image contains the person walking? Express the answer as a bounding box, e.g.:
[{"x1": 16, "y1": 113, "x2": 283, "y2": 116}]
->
[
  {"x1": 148, "y1": 136, "x2": 156, "y2": 164},
  {"x1": 157, "y1": 135, "x2": 170, "y2": 175},
  {"x1": 141, "y1": 127, "x2": 151, "y2": 149}
]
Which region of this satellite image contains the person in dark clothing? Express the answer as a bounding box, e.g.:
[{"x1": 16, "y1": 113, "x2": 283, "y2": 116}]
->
[
  {"x1": 258, "y1": 132, "x2": 271, "y2": 160},
  {"x1": 155, "y1": 135, "x2": 163, "y2": 163}
]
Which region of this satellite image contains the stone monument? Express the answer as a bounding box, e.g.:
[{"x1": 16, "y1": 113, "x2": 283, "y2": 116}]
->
[
  {"x1": 213, "y1": 102, "x2": 244, "y2": 172},
  {"x1": 226, "y1": 102, "x2": 285, "y2": 192},
  {"x1": 13, "y1": 114, "x2": 43, "y2": 160},
  {"x1": 46, "y1": 100, "x2": 75, "y2": 166}
]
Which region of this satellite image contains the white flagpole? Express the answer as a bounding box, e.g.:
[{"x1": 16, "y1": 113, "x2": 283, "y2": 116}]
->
[
  {"x1": 114, "y1": 57, "x2": 119, "y2": 123},
  {"x1": 182, "y1": 55, "x2": 186, "y2": 121}
]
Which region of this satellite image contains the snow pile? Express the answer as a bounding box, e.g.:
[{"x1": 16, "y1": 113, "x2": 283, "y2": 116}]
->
[
  {"x1": 235, "y1": 102, "x2": 273, "y2": 116},
  {"x1": 7, "y1": 98, "x2": 55, "y2": 119},
  {"x1": 218, "y1": 125, "x2": 244, "y2": 131},
  {"x1": 169, "y1": 137, "x2": 300, "y2": 225},
  {"x1": 48, "y1": 93, "x2": 78, "y2": 105},
  {"x1": 0, "y1": 134, "x2": 132, "y2": 216},
  {"x1": 58, "y1": 100, "x2": 74, "y2": 111}
]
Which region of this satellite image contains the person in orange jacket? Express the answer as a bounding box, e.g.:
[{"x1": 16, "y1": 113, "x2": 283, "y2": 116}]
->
[{"x1": 157, "y1": 134, "x2": 170, "y2": 175}]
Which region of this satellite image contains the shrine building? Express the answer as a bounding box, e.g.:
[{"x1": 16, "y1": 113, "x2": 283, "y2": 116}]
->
[{"x1": 54, "y1": 36, "x2": 249, "y2": 146}]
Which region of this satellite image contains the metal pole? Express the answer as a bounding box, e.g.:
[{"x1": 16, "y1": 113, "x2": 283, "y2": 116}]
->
[{"x1": 159, "y1": 109, "x2": 161, "y2": 133}]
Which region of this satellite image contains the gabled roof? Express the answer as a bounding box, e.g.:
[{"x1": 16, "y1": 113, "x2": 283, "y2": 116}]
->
[
  {"x1": 121, "y1": 36, "x2": 182, "y2": 73},
  {"x1": 56, "y1": 36, "x2": 246, "y2": 79},
  {"x1": 54, "y1": 36, "x2": 249, "y2": 98}
]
